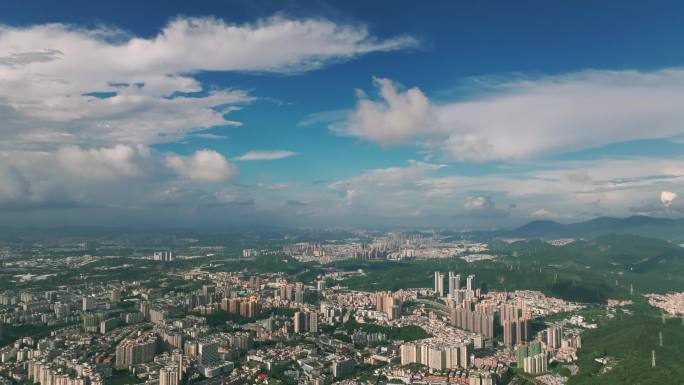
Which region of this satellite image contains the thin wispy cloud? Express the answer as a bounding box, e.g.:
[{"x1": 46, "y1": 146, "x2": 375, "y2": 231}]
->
[{"x1": 234, "y1": 151, "x2": 299, "y2": 161}]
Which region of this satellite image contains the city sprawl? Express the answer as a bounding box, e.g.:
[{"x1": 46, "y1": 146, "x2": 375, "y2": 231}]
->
[{"x1": 1, "y1": 230, "x2": 683, "y2": 385}]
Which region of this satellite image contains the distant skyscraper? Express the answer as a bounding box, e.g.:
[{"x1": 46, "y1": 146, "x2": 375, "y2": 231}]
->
[
  {"x1": 466, "y1": 274, "x2": 475, "y2": 293},
  {"x1": 293, "y1": 311, "x2": 306, "y2": 333},
  {"x1": 294, "y1": 282, "x2": 304, "y2": 303},
  {"x1": 308, "y1": 311, "x2": 318, "y2": 333},
  {"x1": 373, "y1": 292, "x2": 402, "y2": 320},
  {"x1": 434, "y1": 272, "x2": 445, "y2": 297},
  {"x1": 503, "y1": 318, "x2": 529, "y2": 346},
  {"x1": 545, "y1": 325, "x2": 562, "y2": 349},
  {"x1": 448, "y1": 273, "x2": 461, "y2": 297}
]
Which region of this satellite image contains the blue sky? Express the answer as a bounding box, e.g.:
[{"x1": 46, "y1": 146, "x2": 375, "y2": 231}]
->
[{"x1": 1, "y1": 0, "x2": 684, "y2": 228}]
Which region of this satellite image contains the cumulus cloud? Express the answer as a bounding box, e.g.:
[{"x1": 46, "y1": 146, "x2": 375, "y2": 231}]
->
[
  {"x1": 165, "y1": 150, "x2": 237, "y2": 182},
  {"x1": 234, "y1": 150, "x2": 299, "y2": 161},
  {"x1": 56, "y1": 145, "x2": 144, "y2": 180},
  {"x1": 336, "y1": 70, "x2": 684, "y2": 161},
  {"x1": 462, "y1": 195, "x2": 510, "y2": 218},
  {"x1": 0, "y1": 164, "x2": 97, "y2": 210},
  {"x1": 339, "y1": 77, "x2": 439, "y2": 144},
  {"x1": 632, "y1": 190, "x2": 684, "y2": 217},
  {"x1": 661, "y1": 190, "x2": 677, "y2": 206}
]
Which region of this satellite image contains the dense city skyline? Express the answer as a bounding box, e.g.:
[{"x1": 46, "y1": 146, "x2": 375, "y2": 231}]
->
[{"x1": 2, "y1": 0, "x2": 684, "y2": 229}]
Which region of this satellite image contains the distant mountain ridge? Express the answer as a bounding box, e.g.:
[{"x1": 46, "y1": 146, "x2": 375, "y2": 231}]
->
[{"x1": 503, "y1": 215, "x2": 684, "y2": 241}]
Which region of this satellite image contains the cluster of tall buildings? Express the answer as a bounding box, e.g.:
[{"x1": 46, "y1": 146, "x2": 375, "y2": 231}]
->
[
  {"x1": 354, "y1": 244, "x2": 389, "y2": 260},
  {"x1": 516, "y1": 341, "x2": 548, "y2": 374},
  {"x1": 115, "y1": 333, "x2": 158, "y2": 369},
  {"x1": 373, "y1": 292, "x2": 403, "y2": 320},
  {"x1": 540, "y1": 325, "x2": 562, "y2": 349},
  {"x1": 241, "y1": 249, "x2": 259, "y2": 257},
  {"x1": 293, "y1": 310, "x2": 318, "y2": 333},
  {"x1": 143, "y1": 304, "x2": 171, "y2": 324},
  {"x1": 27, "y1": 360, "x2": 103, "y2": 385},
  {"x1": 434, "y1": 271, "x2": 532, "y2": 346},
  {"x1": 158, "y1": 352, "x2": 184, "y2": 385},
  {"x1": 283, "y1": 242, "x2": 389, "y2": 261},
  {"x1": 159, "y1": 365, "x2": 181, "y2": 385},
  {"x1": 500, "y1": 303, "x2": 530, "y2": 347},
  {"x1": 279, "y1": 282, "x2": 305, "y2": 303},
  {"x1": 434, "y1": 272, "x2": 447, "y2": 297},
  {"x1": 400, "y1": 341, "x2": 472, "y2": 371},
  {"x1": 0, "y1": 292, "x2": 18, "y2": 306},
  {"x1": 152, "y1": 251, "x2": 174, "y2": 262},
  {"x1": 219, "y1": 296, "x2": 261, "y2": 318},
  {"x1": 535, "y1": 324, "x2": 581, "y2": 364},
  {"x1": 450, "y1": 307, "x2": 495, "y2": 338},
  {"x1": 434, "y1": 272, "x2": 477, "y2": 301},
  {"x1": 319, "y1": 301, "x2": 340, "y2": 324}
]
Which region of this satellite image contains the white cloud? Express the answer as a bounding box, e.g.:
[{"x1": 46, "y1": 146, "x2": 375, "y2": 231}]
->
[
  {"x1": 464, "y1": 196, "x2": 494, "y2": 210},
  {"x1": 531, "y1": 208, "x2": 558, "y2": 219},
  {"x1": 336, "y1": 70, "x2": 684, "y2": 161},
  {"x1": 165, "y1": 150, "x2": 237, "y2": 182},
  {"x1": 56, "y1": 145, "x2": 143, "y2": 180},
  {"x1": 0, "y1": 16, "x2": 415, "y2": 149},
  {"x1": 316, "y1": 156, "x2": 684, "y2": 225},
  {"x1": 340, "y1": 77, "x2": 439, "y2": 144},
  {"x1": 0, "y1": 15, "x2": 416, "y2": 217},
  {"x1": 661, "y1": 190, "x2": 677, "y2": 206},
  {"x1": 0, "y1": 16, "x2": 416, "y2": 94},
  {"x1": 0, "y1": 150, "x2": 132, "y2": 210},
  {"x1": 234, "y1": 150, "x2": 299, "y2": 161},
  {"x1": 193, "y1": 133, "x2": 228, "y2": 140},
  {"x1": 462, "y1": 195, "x2": 510, "y2": 218},
  {"x1": 0, "y1": 165, "x2": 92, "y2": 210}
]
